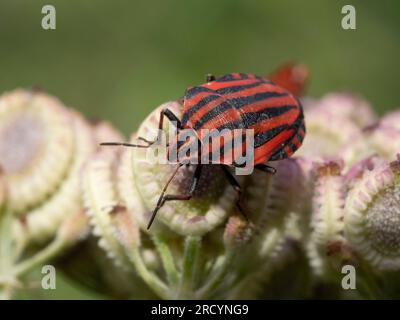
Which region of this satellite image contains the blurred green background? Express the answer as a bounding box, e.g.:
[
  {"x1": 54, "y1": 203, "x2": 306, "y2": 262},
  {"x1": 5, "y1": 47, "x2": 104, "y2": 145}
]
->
[{"x1": 1, "y1": 0, "x2": 399, "y2": 299}]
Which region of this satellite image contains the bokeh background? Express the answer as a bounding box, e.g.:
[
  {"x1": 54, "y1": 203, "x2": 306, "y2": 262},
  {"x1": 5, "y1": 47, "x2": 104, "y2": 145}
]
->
[{"x1": 1, "y1": 0, "x2": 399, "y2": 299}]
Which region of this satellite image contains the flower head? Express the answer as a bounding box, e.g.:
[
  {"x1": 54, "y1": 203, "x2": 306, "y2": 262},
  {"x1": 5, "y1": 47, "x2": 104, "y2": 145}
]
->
[{"x1": 345, "y1": 159, "x2": 400, "y2": 270}]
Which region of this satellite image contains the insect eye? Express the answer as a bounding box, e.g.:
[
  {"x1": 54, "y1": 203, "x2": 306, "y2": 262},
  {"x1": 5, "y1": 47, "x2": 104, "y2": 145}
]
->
[{"x1": 205, "y1": 74, "x2": 216, "y2": 82}]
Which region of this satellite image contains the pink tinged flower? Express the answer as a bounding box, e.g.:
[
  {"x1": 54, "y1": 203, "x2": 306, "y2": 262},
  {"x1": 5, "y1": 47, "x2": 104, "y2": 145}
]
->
[
  {"x1": 314, "y1": 92, "x2": 377, "y2": 128},
  {"x1": 379, "y1": 110, "x2": 400, "y2": 131},
  {"x1": 344, "y1": 155, "x2": 386, "y2": 186},
  {"x1": 367, "y1": 112, "x2": 400, "y2": 160},
  {"x1": 299, "y1": 92, "x2": 379, "y2": 168},
  {"x1": 297, "y1": 100, "x2": 364, "y2": 162}
]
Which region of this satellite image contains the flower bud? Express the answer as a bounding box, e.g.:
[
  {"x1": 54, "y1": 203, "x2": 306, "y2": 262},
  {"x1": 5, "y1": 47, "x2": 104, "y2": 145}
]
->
[
  {"x1": 367, "y1": 121, "x2": 400, "y2": 161},
  {"x1": 307, "y1": 160, "x2": 346, "y2": 275},
  {"x1": 23, "y1": 111, "x2": 95, "y2": 241},
  {"x1": 261, "y1": 158, "x2": 312, "y2": 239},
  {"x1": 223, "y1": 214, "x2": 253, "y2": 248},
  {"x1": 345, "y1": 160, "x2": 400, "y2": 270},
  {"x1": 379, "y1": 110, "x2": 400, "y2": 130},
  {"x1": 0, "y1": 89, "x2": 98, "y2": 243},
  {"x1": 297, "y1": 100, "x2": 363, "y2": 161},
  {"x1": 82, "y1": 139, "x2": 131, "y2": 267},
  {"x1": 315, "y1": 92, "x2": 377, "y2": 127},
  {"x1": 129, "y1": 101, "x2": 239, "y2": 236},
  {"x1": 311, "y1": 161, "x2": 345, "y2": 246},
  {"x1": 0, "y1": 89, "x2": 75, "y2": 214}
]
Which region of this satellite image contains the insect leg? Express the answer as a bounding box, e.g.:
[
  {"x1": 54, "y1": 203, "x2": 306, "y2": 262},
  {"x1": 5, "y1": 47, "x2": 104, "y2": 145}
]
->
[
  {"x1": 157, "y1": 108, "x2": 183, "y2": 130},
  {"x1": 220, "y1": 165, "x2": 248, "y2": 221},
  {"x1": 100, "y1": 108, "x2": 182, "y2": 148},
  {"x1": 139, "y1": 108, "x2": 183, "y2": 146},
  {"x1": 147, "y1": 164, "x2": 203, "y2": 229},
  {"x1": 255, "y1": 163, "x2": 277, "y2": 175}
]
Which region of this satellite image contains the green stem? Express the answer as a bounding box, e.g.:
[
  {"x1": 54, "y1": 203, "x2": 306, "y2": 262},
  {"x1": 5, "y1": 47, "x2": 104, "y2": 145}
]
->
[
  {"x1": 356, "y1": 277, "x2": 379, "y2": 299},
  {"x1": 176, "y1": 236, "x2": 201, "y2": 299},
  {"x1": 128, "y1": 249, "x2": 170, "y2": 299},
  {"x1": 355, "y1": 263, "x2": 383, "y2": 299},
  {"x1": 0, "y1": 285, "x2": 13, "y2": 300},
  {"x1": 196, "y1": 250, "x2": 234, "y2": 299},
  {"x1": 0, "y1": 207, "x2": 13, "y2": 273},
  {"x1": 152, "y1": 234, "x2": 180, "y2": 287},
  {"x1": 12, "y1": 238, "x2": 66, "y2": 277}
]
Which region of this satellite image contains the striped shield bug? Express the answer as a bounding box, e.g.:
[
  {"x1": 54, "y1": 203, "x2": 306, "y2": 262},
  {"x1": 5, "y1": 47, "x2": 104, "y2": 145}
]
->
[{"x1": 102, "y1": 65, "x2": 307, "y2": 229}]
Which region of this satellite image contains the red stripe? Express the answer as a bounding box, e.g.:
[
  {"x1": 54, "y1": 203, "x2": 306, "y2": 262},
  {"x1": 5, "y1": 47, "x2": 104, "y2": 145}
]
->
[
  {"x1": 185, "y1": 96, "x2": 227, "y2": 128},
  {"x1": 253, "y1": 128, "x2": 295, "y2": 164},
  {"x1": 205, "y1": 78, "x2": 256, "y2": 90},
  {"x1": 232, "y1": 73, "x2": 241, "y2": 79},
  {"x1": 199, "y1": 109, "x2": 242, "y2": 130},
  {"x1": 250, "y1": 109, "x2": 299, "y2": 134},
  {"x1": 238, "y1": 95, "x2": 299, "y2": 114},
  {"x1": 297, "y1": 128, "x2": 305, "y2": 138},
  {"x1": 291, "y1": 135, "x2": 302, "y2": 149},
  {"x1": 188, "y1": 87, "x2": 287, "y2": 128}
]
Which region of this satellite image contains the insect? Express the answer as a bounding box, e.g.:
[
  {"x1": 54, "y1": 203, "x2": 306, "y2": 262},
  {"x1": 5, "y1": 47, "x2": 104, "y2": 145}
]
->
[{"x1": 102, "y1": 65, "x2": 307, "y2": 229}]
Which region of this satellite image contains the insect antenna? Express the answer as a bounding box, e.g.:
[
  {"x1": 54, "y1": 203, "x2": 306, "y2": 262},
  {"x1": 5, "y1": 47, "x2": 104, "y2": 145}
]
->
[
  {"x1": 147, "y1": 163, "x2": 184, "y2": 229},
  {"x1": 100, "y1": 136, "x2": 159, "y2": 148},
  {"x1": 100, "y1": 142, "x2": 147, "y2": 148}
]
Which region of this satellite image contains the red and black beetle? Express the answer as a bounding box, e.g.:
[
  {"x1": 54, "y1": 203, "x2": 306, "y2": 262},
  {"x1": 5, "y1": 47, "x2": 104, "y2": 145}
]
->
[{"x1": 102, "y1": 64, "x2": 307, "y2": 229}]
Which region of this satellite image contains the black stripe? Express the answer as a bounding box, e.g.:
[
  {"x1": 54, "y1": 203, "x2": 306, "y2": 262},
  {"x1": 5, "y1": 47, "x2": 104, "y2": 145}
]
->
[
  {"x1": 292, "y1": 109, "x2": 304, "y2": 132},
  {"x1": 296, "y1": 133, "x2": 304, "y2": 144},
  {"x1": 185, "y1": 86, "x2": 215, "y2": 99},
  {"x1": 185, "y1": 81, "x2": 264, "y2": 101},
  {"x1": 215, "y1": 74, "x2": 240, "y2": 82},
  {"x1": 215, "y1": 120, "x2": 245, "y2": 131},
  {"x1": 219, "y1": 133, "x2": 250, "y2": 160},
  {"x1": 206, "y1": 132, "x2": 248, "y2": 163},
  {"x1": 269, "y1": 135, "x2": 292, "y2": 161},
  {"x1": 193, "y1": 91, "x2": 288, "y2": 130},
  {"x1": 269, "y1": 133, "x2": 300, "y2": 161},
  {"x1": 290, "y1": 142, "x2": 298, "y2": 154},
  {"x1": 181, "y1": 94, "x2": 221, "y2": 125},
  {"x1": 218, "y1": 131, "x2": 247, "y2": 162},
  {"x1": 214, "y1": 81, "x2": 263, "y2": 95},
  {"x1": 215, "y1": 73, "x2": 265, "y2": 83},
  {"x1": 266, "y1": 116, "x2": 305, "y2": 161},
  {"x1": 254, "y1": 124, "x2": 289, "y2": 148},
  {"x1": 299, "y1": 121, "x2": 306, "y2": 136},
  {"x1": 214, "y1": 104, "x2": 296, "y2": 132},
  {"x1": 269, "y1": 148, "x2": 286, "y2": 161},
  {"x1": 193, "y1": 100, "x2": 235, "y2": 130},
  {"x1": 227, "y1": 91, "x2": 288, "y2": 110},
  {"x1": 241, "y1": 105, "x2": 297, "y2": 128},
  {"x1": 297, "y1": 128, "x2": 305, "y2": 143}
]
